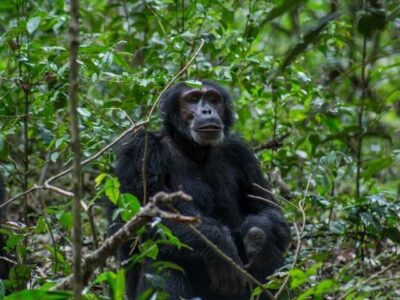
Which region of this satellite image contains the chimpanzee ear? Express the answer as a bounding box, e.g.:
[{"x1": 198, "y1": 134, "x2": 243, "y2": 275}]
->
[{"x1": 158, "y1": 83, "x2": 185, "y2": 119}]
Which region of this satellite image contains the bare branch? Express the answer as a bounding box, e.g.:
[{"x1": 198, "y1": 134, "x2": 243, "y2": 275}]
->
[
  {"x1": 0, "y1": 256, "x2": 17, "y2": 265},
  {"x1": 247, "y1": 194, "x2": 284, "y2": 210},
  {"x1": 68, "y1": 0, "x2": 83, "y2": 295},
  {"x1": 43, "y1": 183, "x2": 74, "y2": 197},
  {"x1": 45, "y1": 121, "x2": 148, "y2": 185},
  {"x1": 253, "y1": 132, "x2": 290, "y2": 152},
  {"x1": 0, "y1": 187, "x2": 38, "y2": 209}
]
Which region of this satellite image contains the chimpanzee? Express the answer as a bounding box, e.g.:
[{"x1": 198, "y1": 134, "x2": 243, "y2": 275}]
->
[{"x1": 113, "y1": 81, "x2": 290, "y2": 300}]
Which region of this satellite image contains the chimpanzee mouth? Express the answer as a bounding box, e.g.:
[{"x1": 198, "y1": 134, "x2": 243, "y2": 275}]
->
[{"x1": 194, "y1": 124, "x2": 223, "y2": 132}]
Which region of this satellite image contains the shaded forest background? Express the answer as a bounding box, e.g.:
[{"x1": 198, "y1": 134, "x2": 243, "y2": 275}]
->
[{"x1": 0, "y1": 0, "x2": 399, "y2": 299}]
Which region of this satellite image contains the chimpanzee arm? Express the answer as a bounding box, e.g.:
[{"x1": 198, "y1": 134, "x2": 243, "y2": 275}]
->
[{"x1": 225, "y1": 136, "x2": 291, "y2": 276}]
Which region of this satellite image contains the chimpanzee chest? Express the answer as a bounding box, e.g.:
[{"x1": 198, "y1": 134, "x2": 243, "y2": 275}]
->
[{"x1": 166, "y1": 152, "x2": 244, "y2": 228}]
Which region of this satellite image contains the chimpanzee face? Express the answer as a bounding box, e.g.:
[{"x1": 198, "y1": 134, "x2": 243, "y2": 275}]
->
[{"x1": 179, "y1": 87, "x2": 225, "y2": 146}]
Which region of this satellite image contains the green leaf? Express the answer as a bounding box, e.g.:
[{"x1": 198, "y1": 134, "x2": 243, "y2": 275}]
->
[
  {"x1": 119, "y1": 193, "x2": 141, "y2": 221},
  {"x1": 0, "y1": 278, "x2": 5, "y2": 298},
  {"x1": 151, "y1": 261, "x2": 184, "y2": 273},
  {"x1": 315, "y1": 279, "x2": 337, "y2": 295},
  {"x1": 95, "y1": 173, "x2": 107, "y2": 187},
  {"x1": 184, "y1": 80, "x2": 203, "y2": 89},
  {"x1": 105, "y1": 177, "x2": 120, "y2": 204},
  {"x1": 132, "y1": 242, "x2": 159, "y2": 264},
  {"x1": 50, "y1": 152, "x2": 60, "y2": 163},
  {"x1": 289, "y1": 269, "x2": 307, "y2": 288},
  {"x1": 363, "y1": 156, "x2": 394, "y2": 180},
  {"x1": 144, "y1": 244, "x2": 159, "y2": 260},
  {"x1": 4, "y1": 290, "x2": 72, "y2": 300},
  {"x1": 77, "y1": 107, "x2": 91, "y2": 118},
  {"x1": 6, "y1": 235, "x2": 24, "y2": 250},
  {"x1": 27, "y1": 17, "x2": 41, "y2": 34},
  {"x1": 59, "y1": 212, "x2": 73, "y2": 230},
  {"x1": 94, "y1": 270, "x2": 125, "y2": 300},
  {"x1": 261, "y1": 0, "x2": 307, "y2": 25},
  {"x1": 383, "y1": 227, "x2": 400, "y2": 244}
]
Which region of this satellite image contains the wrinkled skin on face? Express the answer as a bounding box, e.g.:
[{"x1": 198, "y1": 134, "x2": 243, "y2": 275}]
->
[{"x1": 179, "y1": 87, "x2": 225, "y2": 146}]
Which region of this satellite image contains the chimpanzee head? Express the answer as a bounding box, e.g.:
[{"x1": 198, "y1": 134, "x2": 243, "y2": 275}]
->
[{"x1": 159, "y1": 80, "x2": 235, "y2": 146}]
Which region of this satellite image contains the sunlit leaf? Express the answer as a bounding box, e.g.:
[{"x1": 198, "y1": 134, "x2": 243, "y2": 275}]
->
[{"x1": 27, "y1": 17, "x2": 41, "y2": 34}]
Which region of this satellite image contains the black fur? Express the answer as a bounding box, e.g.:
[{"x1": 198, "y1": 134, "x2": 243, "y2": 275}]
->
[{"x1": 113, "y1": 81, "x2": 290, "y2": 300}]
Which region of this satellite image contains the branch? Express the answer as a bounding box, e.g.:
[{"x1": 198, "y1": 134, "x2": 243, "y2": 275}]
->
[
  {"x1": 51, "y1": 191, "x2": 198, "y2": 291},
  {"x1": 0, "y1": 186, "x2": 39, "y2": 209},
  {"x1": 45, "y1": 121, "x2": 148, "y2": 185},
  {"x1": 253, "y1": 132, "x2": 290, "y2": 152},
  {"x1": 67, "y1": 0, "x2": 83, "y2": 296}
]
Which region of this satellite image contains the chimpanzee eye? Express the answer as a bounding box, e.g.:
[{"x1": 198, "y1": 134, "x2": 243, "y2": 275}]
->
[
  {"x1": 209, "y1": 97, "x2": 219, "y2": 104},
  {"x1": 186, "y1": 95, "x2": 200, "y2": 103},
  {"x1": 207, "y1": 95, "x2": 221, "y2": 105}
]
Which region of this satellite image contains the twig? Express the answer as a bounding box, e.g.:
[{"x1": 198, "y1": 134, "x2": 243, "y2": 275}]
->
[
  {"x1": 253, "y1": 183, "x2": 299, "y2": 211},
  {"x1": 0, "y1": 256, "x2": 17, "y2": 265},
  {"x1": 0, "y1": 187, "x2": 38, "y2": 209},
  {"x1": 141, "y1": 131, "x2": 149, "y2": 204},
  {"x1": 43, "y1": 183, "x2": 74, "y2": 197},
  {"x1": 45, "y1": 121, "x2": 147, "y2": 185},
  {"x1": 253, "y1": 133, "x2": 290, "y2": 152},
  {"x1": 88, "y1": 204, "x2": 99, "y2": 249},
  {"x1": 355, "y1": 32, "x2": 368, "y2": 200},
  {"x1": 247, "y1": 194, "x2": 284, "y2": 210},
  {"x1": 152, "y1": 190, "x2": 193, "y2": 203},
  {"x1": 298, "y1": 174, "x2": 311, "y2": 234}
]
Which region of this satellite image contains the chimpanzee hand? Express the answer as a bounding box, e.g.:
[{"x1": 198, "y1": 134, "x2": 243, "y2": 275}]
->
[
  {"x1": 243, "y1": 226, "x2": 266, "y2": 271},
  {"x1": 205, "y1": 229, "x2": 247, "y2": 295}
]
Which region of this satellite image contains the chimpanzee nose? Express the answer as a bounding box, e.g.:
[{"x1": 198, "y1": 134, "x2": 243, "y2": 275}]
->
[{"x1": 201, "y1": 106, "x2": 212, "y2": 115}]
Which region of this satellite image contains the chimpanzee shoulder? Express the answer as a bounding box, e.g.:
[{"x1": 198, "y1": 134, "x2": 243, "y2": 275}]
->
[
  {"x1": 219, "y1": 134, "x2": 264, "y2": 174},
  {"x1": 115, "y1": 129, "x2": 168, "y2": 196}
]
